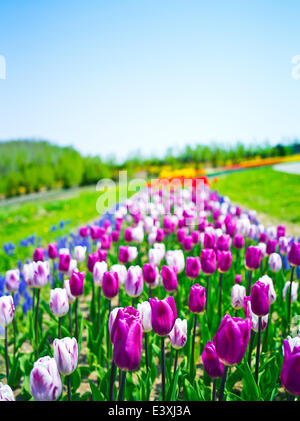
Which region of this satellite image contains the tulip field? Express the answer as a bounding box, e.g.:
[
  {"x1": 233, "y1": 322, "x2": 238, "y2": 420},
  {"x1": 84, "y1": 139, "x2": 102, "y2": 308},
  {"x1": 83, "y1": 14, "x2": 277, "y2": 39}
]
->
[{"x1": 1, "y1": 175, "x2": 300, "y2": 402}]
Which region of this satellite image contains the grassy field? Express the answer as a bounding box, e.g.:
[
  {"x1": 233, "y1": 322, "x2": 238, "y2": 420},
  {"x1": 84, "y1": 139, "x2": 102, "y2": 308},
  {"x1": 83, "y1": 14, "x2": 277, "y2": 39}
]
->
[
  {"x1": 0, "y1": 185, "x2": 131, "y2": 271},
  {"x1": 213, "y1": 166, "x2": 300, "y2": 225}
]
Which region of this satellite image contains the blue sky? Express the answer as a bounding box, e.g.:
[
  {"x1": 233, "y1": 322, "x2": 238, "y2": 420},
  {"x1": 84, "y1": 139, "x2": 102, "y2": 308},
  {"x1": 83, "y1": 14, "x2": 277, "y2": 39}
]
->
[{"x1": 0, "y1": 0, "x2": 299, "y2": 161}]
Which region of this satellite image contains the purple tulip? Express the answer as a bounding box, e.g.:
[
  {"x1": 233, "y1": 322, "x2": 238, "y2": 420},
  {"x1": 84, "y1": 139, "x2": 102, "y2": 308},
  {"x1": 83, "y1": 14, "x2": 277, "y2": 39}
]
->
[
  {"x1": 245, "y1": 246, "x2": 262, "y2": 271},
  {"x1": 69, "y1": 271, "x2": 85, "y2": 297},
  {"x1": 277, "y1": 225, "x2": 285, "y2": 239},
  {"x1": 156, "y1": 228, "x2": 165, "y2": 242},
  {"x1": 161, "y1": 265, "x2": 178, "y2": 292},
  {"x1": 266, "y1": 239, "x2": 277, "y2": 255},
  {"x1": 97, "y1": 249, "x2": 107, "y2": 262},
  {"x1": 124, "y1": 227, "x2": 133, "y2": 242},
  {"x1": 202, "y1": 341, "x2": 224, "y2": 378},
  {"x1": 111, "y1": 307, "x2": 143, "y2": 371},
  {"x1": 216, "y1": 234, "x2": 230, "y2": 251},
  {"x1": 58, "y1": 253, "x2": 71, "y2": 273},
  {"x1": 143, "y1": 263, "x2": 158, "y2": 285},
  {"x1": 90, "y1": 226, "x2": 102, "y2": 241},
  {"x1": 79, "y1": 226, "x2": 89, "y2": 238},
  {"x1": 288, "y1": 242, "x2": 300, "y2": 267},
  {"x1": 177, "y1": 228, "x2": 186, "y2": 243},
  {"x1": 48, "y1": 243, "x2": 58, "y2": 259},
  {"x1": 183, "y1": 236, "x2": 193, "y2": 252},
  {"x1": 149, "y1": 296, "x2": 177, "y2": 336},
  {"x1": 213, "y1": 314, "x2": 251, "y2": 366},
  {"x1": 119, "y1": 246, "x2": 130, "y2": 264},
  {"x1": 125, "y1": 266, "x2": 143, "y2": 298},
  {"x1": 102, "y1": 271, "x2": 119, "y2": 299},
  {"x1": 30, "y1": 356, "x2": 62, "y2": 401},
  {"x1": 191, "y1": 230, "x2": 201, "y2": 244},
  {"x1": 281, "y1": 337, "x2": 300, "y2": 396},
  {"x1": 204, "y1": 232, "x2": 215, "y2": 249},
  {"x1": 30, "y1": 261, "x2": 50, "y2": 288},
  {"x1": 87, "y1": 252, "x2": 100, "y2": 273},
  {"x1": 168, "y1": 318, "x2": 187, "y2": 349},
  {"x1": 186, "y1": 257, "x2": 201, "y2": 279},
  {"x1": 112, "y1": 230, "x2": 120, "y2": 243},
  {"x1": 200, "y1": 249, "x2": 216, "y2": 275},
  {"x1": 235, "y1": 274, "x2": 242, "y2": 284},
  {"x1": 250, "y1": 281, "x2": 270, "y2": 316},
  {"x1": 188, "y1": 284, "x2": 205, "y2": 313},
  {"x1": 33, "y1": 248, "x2": 44, "y2": 262},
  {"x1": 233, "y1": 234, "x2": 245, "y2": 250},
  {"x1": 217, "y1": 250, "x2": 232, "y2": 273},
  {"x1": 53, "y1": 337, "x2": 78, "y2": 375}
]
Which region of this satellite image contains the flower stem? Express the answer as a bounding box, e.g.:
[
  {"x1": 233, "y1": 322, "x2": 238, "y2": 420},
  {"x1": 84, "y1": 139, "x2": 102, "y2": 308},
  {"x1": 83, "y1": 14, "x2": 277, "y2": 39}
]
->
[
  {"x1": 255, "y1": 316, "x2": 262, "y2": 385},
  {"x1": 35, "y1": 289, "x2": 40, "y2": 359},
  {"x1": 75, "y1": 297, "x2": 79, "y2": 341},
  {"x1": 4, "y1": 326, "x2": 9, "y2": 380},
  {"x1": 68, "y1": 305, "x2": 72, "y2": 335},
  {"x1": 190, "y1": 313, "x2": 197, "y2": 380},
  {"x1": 218, "y1": 365, "x2": 229, "y2": 401},
  {"x1": 246, "y1": 270, "x2": 253, "y2": 296},
  {"x1": 145, "y1": 333, "x2": 149, "y2": 372},
  {"x1": 287, "y1": 266, "x2": 295, "y2": 335},
  {"x1": 58, "y1": 317, "x2": 62, "y2": 339},
  {"x1": 109, "y1": 360, "x2": 116, "y2": 401},
  {"x1": 218, "y1": 272, "x2": 223, "y2": 322},
  {"x1": 205, "y1": 276, "x2": 210, "y2": 316},
  {"x1": 173, "y1": 349, "x2": 178, "y2": 379},
  {"x1": 97, "y1": 287, "x2": 101, "y2": 332},
  {"x1": 67, "y1": 375, "x2": 72, "y2": 401},
  {"x1": 118, "y1": 370, "x2": 127, "y2": 401},
  {"x1": 248, "y1": 329, "x2": 256, "y2": 369},
  {"x1": 161, "y1": 336, "x2": 166, "y2": 401},
  {"x1": 212, "y1": 378, "x2": 217, "y2": 401}
]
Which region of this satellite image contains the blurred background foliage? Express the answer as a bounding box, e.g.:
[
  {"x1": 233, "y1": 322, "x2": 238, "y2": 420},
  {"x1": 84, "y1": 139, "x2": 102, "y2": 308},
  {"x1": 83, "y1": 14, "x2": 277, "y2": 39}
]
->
[{"x1": 0, "y1": 138, "x2": 299, "y2": 198}]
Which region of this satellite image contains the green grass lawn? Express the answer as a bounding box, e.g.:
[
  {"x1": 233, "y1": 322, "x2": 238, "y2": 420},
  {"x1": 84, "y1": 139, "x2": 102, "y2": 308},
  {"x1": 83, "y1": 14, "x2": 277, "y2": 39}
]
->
[
  {"x1": 0, "y1": 185, "x2": 133, "y2": 271},
  {"x1": 213, "y1": 166, "x2": 300, "y2": 224}
]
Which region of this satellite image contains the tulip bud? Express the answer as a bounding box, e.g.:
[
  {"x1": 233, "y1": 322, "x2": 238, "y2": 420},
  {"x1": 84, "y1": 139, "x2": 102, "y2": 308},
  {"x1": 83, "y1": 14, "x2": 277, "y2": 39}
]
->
[
  {"x1": 281, "y1": 337, "x2": 300, "y2": 396},
  {"x1": 279, "y1": 236, "x2": 290, "y2": 255},
  {"x1": 161, "y1": 265, "x2": 178, "y2": 292},
  {"x1": 277, "y1": 225, "x2": 285, "y2": 239},
  {"x1": 156, "y1": 228, "x2": 165, "y2": 242},
  {"x1": 28, "y1": 261, "x2": 50, "y2": 288},
  {"x1": 183, "y1": 236, "x2": 193, "y2": 252},
  {"x1": 0, "y1": 296, "x2": 15, "y2": 326},
  {"x1": 30, "y1": 356, "x2": 62, "y2": 401},
  {"x1": 186, "y1": 257, "x2": 201, "y2": 280},
  {"x1": 168, "y1": 318, "x2": 187, "y2": 349},
  {"x1": 79, "y1": 226, "x2": 89, "y2": 237},
  {"x1": 87, "y1": 252, "x2": 99, "y2": 273},
  {"x1": 266, "y1": 239, "x2": 277, "y2": 255},
  {"x1": 143, "y1": 263, "x2": 159, "y2": 285},
  {"x1": 90, "y1": 226, "x2": 102, "y2": 240},
  {"x1": 111, "y1": 230, "x2": 120, "y2": 242},
  {"x1": 119, "y1": 246, "x2": 130, "y2": 264},
  {"x1": 188, "y1": 284, "x2": 205, "y2": 313},
  {"x1": 243, "y1": 296, "x2": 268, "y2": 332},
  {"x1": 93, "y1": 261, "x2": 108, "y2": 287},
  {"x1": 283, "y1": 281, "x2": 299, "y2": 302},
  {"x1": 200, "y1": 249, "x2": 217, "y2": 275},
  {"x1": 69, "y1": 271, "x2": 85, "y2": 297},
  {"x1": 250, "y1": 281, "x2": 270, "y2": 316},
  {"x1": 216, "y1": 234, "x2": 230, "y2": 251},
  {"x1": 231, "y1": 284, "x2": 246, "y2": 310},
  {"x1": 0, "y1": 383, "x2": 15, "y2": 401},
  {"x1": 48, "y1": 243, "x2": 58, "y2": 260},
  {"x1": 5, "y1": 269, "x2": 20, "y2": 292},
  {"x1": 204, "y1": 232, "x2": 215, "y2": 249},
  {"x1": 245, "y1": 246, "x2": 262, "y2": 271},
  {"x1": 49, "y1": 288, "x2": 69, "y2": 317},
  {"x1": 64, "y1": 279, "x2": 75, "y2": 303},
  {"x1": 217, "y1": 250, "x2": 232, "y2": 273},
  {"x1": 125, "y1": 266, "x2": 144, "y2": 298},
  {"x1": 111, "y1": 307, "x2": 143, "y2": 371},
  {"x1": 102, "y1": 271, "x2": 119, "y2": 300},
  {"x1": 268, "y1": 253, "x2": 282, "y2": 273},
  {"x1": 213, "y1": 315, "x2": 251, "y2": 366},
  {"x1": 53, "y1": 337, "x2": 78, "y2": 375},
  {"x1": 110, "y1": 264, "x2": 127, "y2": 284},
  {"x1": 288, "y1": 242, "x2": 300, "y2": 267},
  {"x1": 202, "y1": 341, "x2": 224, "y2": 379},
  {"x1": 149, "y1": 296, "x2": 177, "y2": 336},
  {"x1": 74, "y1": 246, "x2": 87, "y2": 263},
  {"x1": 137, "y1": 301, "x2": 152, "y2": 332},
  {"x1": 235, "y1": 274, "x2": 242, "y2": 284},
  {"x1": 58, "y1": 253, "x2": 71, "y2": 273},
  {"x1": 33, "y1": 248, "x2": 44, "y2": 262}
]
